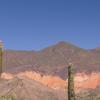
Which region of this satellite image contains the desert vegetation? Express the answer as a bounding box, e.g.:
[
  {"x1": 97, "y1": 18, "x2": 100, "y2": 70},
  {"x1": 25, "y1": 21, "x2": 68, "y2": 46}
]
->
[
  {"x1": 0, "y1": 41, "x2": 3, "y2": 77},
  {"x1": 67, "y1": 63, "x2": 100, "y2": 100},
  {"x1": 0, "y1": 95, "x2": 16, "y2": 100},
  {"x1": 68, "y1": 63, "x2": 76, "y2": 100}
]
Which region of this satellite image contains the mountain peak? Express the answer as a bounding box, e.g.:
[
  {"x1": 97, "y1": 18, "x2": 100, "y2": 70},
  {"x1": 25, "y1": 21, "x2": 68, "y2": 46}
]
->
[
  {"x1": 55, "y1": 41, "x2": 81, "y2": 49},
  {"x1": 55, "y1": 41, "x2": 74, "y2": 47},
  {"x1": 57, "y1": 41, "x2": 67, "y2": 45}
]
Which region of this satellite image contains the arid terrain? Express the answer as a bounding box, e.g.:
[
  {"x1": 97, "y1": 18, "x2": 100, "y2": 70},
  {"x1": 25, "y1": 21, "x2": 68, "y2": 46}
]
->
[{"x1": 1, "y1": 41, "x2": 100, "y2": 100}]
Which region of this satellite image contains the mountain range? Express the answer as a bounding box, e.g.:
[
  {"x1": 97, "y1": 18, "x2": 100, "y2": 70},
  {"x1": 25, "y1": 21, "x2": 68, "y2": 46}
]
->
[
  {"x1": 3, "y1": 41, "x2": 100, "y2": 79},
  {"x1": 1, "y1": 41, "x2": 100, "y2": 100}
]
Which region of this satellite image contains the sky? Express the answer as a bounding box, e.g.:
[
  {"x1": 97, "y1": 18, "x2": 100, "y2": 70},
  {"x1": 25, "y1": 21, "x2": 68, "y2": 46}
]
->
[{"x1": 0, "y1": 0, "x2": 100, "y2": 50}]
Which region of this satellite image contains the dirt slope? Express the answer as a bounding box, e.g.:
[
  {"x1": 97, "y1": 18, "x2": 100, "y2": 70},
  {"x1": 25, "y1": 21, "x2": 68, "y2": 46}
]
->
[
  {"x1": 0, "y1": 76, "x2": 100, "y2": 100},
  {"x1": 0, "y1": 76, "x2": 67, "y2": 100}
]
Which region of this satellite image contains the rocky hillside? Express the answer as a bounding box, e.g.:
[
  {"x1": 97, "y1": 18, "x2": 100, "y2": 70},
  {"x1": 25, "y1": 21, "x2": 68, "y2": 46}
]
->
[
  {"x1": 0, "y1": 76, "x2": 100, "y2": 100},
  {"x1": 0, "y1": 76, "x2": 67, "y2": 100},
  {"x1": 1, "y1": 71, "x2": 100, "y2": 91},
  {"x1": 3, "y1": 41, "x2": 100, "y2": 79},
  {"x1": 1, "y1": 41, "x2": 100, "y2": 100}
]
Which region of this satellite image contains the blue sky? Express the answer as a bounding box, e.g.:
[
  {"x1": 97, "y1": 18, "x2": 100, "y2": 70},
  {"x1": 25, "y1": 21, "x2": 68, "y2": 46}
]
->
[{"x1": 0, "y1": 0, "x2": 100, "y2": 50}]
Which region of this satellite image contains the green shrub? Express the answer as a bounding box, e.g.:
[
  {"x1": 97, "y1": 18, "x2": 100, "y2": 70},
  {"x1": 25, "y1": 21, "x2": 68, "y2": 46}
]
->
[{"x1": 0, "y1": 95, "x2": 16, "y2": 100}]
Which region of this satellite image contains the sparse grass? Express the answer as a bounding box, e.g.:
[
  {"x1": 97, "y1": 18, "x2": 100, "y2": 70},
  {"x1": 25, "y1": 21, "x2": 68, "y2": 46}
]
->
[{"x1": 0, "y1": 95, "x2": 16, "y2": 100}]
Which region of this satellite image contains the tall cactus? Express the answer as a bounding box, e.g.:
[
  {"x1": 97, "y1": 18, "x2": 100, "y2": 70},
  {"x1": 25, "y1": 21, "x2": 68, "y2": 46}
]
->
[
  {"x1": 68, "y1": 63, "x2": 76, "y2": 100},
  {"x1": 0, "y1": 40, "x2": 3, "y2": 77}
]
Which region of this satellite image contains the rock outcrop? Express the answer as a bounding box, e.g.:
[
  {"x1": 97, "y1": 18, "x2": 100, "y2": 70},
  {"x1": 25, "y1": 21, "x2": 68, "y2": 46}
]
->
[{"x1": 1, "y1": 71, "x2": 100, "y2": 92}]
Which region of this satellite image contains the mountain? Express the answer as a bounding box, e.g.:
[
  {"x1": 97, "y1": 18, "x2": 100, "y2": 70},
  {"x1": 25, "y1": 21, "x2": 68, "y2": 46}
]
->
[
  {"x1": 1, "y1": 41, "x2": 100, "y2": 100},
  {"x1": 90, "y1": 47, "x2": 100, "y2": 58},
  {"x1": 91, "y1": 47, "x2": 100, "y2": 52},
  {"x1": 3, "y1": 41, "x2": 100, "y2": 79}
]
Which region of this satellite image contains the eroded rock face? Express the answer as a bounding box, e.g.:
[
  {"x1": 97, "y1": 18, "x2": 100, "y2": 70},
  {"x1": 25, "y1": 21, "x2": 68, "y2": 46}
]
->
[
  {"x1": 1, "y1": 71, "x2": 100, "y2": 91},
  {"x1": 1, "y1": 71, "x2": 66, "y2": 90},
  {"x1": 0, "y1": 76, "x2": 67, "y2": 100},
  {"x1": 75, "y1": 73, "x2": 100, "y2": 89}
]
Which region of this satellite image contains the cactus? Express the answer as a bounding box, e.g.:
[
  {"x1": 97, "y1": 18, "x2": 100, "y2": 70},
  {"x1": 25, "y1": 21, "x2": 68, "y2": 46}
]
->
[
  {"x1": 0, "y1": 40, "x2": 3, "y2": 77},
  {"x1": 68, "y1": 63, "x2": 76, "y2": 100}
]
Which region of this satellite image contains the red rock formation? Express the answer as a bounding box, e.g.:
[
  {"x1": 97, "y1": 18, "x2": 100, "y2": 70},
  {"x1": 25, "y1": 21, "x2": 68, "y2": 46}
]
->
[{"x1": 1, "y1": 71, "x2": 100, "y2": 91}]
